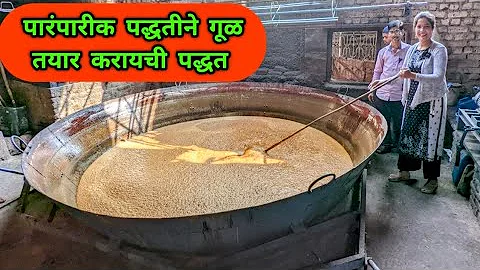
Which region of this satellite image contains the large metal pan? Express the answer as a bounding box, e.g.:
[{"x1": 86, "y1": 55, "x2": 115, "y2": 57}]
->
[{"x1": 21, "y1": 82, "x2": 386, "y2": 256}]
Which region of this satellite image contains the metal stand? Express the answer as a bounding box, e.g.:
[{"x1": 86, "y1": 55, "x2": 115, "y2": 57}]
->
[
  {"x1": 313, "y1": 168, "x2": 370, "y2": 270},
  {"x1": 0, "y1": 135, "x2": 59, "y2": 222},
  {"x1": 19, "y1": 177, "x2": 30, "y2": 213}
]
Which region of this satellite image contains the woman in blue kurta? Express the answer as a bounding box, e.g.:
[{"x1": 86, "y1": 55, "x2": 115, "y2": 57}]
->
[{"x1": 388, "y1": 11, "x2": 449, "y2": 194}]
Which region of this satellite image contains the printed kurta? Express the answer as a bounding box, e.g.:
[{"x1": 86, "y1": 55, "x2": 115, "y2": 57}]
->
[{"x1": 398, "y1": 48, "x2": 447, "y2": 161}]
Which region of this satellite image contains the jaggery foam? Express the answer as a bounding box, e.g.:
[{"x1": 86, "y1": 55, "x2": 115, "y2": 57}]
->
[{"x1": 76, "y1": 116, "x2": 353, "y2": 218}]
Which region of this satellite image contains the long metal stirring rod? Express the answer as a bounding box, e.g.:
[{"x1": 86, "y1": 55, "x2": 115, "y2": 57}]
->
[{"x1": 264, "y1": 73, "x2": 400, "y2": 153}]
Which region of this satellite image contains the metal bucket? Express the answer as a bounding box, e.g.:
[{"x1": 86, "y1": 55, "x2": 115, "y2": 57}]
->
[{"x1": 21, "y1": 82, "x2": 386, "y2": 256}]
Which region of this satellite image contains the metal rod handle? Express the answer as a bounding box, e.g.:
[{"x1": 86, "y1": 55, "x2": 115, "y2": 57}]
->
[
  {"x1": 265, "y1": 73, "x2": 400, "y2": 153},
  {"x1": 11, "y1": 135, "x2": 27, "y2": 153},
  {"x1": 308, "y1": 173, "x2": 336, "y2": 193}
]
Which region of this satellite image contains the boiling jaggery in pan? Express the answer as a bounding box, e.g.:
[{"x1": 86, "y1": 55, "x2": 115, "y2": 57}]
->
[{"x1": 76, "y1": 116, "x2": 353, "y2": 218}]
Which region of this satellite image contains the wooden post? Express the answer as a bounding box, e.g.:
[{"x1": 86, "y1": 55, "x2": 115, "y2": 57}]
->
[{"x1": 0, "y1": 61, "x2": 15, "y2": 107}]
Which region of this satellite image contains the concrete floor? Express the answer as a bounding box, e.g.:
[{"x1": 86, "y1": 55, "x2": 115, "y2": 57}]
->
[
  {"x1": 0, "y1": 151, "x2": 479, "y2": 269},
  {"x1": 0, "y1": 155, "x2": 24, "y2": 206},
  {"x1": 366, "y1": 152, "x2": 480, "y2": 270}
]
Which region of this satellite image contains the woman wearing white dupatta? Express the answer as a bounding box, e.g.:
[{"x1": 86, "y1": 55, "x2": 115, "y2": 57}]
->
[{"x1": 387, "y1": 11, "x2": 449, "y2": 194}]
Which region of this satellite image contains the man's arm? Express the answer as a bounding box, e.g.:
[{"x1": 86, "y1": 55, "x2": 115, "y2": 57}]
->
[
  {"x1": 368, "y1": 48, "x2": 386, "y2": 101},
  {"x1": 371, "y1": 48, "x2": 385, "y2": 82}
]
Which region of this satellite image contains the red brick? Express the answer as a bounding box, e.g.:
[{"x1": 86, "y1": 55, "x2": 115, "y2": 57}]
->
[
  {"x1": 449, "y1": 3, "x2": 460, "y2": 10},
  {"x1": 448, "y1": 59, "x2": 464, "y2": 67},
  {"x1": 451, "y1": 18, "x2": 461, "y2": 25},
  {"x1": 466, "y1": 73, "x2": 480, "y2": 81},
  {"x1": 439, "y1": 3, "x2": 449, "y2": 10},
  {"x1": 451, "y1": 46, "x2": 464, "y2": 54},
  {"x1": 451, "y1": 38, "x2": 468, "y2": 47},
  {"x1": 467, "y1": 54, "x2": 480, "y2": 60},
  {"x1": 434, "y1": 11, "x2": 447, "y2": 18},
  {"x1": 452, "y1": 60, "x2": 479, "y2": 68},
  {"x1": 449, "y1": 54, "x2": 467, "y2": 60},
  {"x1": 462, "y1": 3, "x2": 473, "y2": 9},
  {"x1": 348, "y1": 0, "x2": 361, "y2": 5},
  {"x1": 443, "y1": 33, "x2": 455, "y2": 40},
  {"x1": 448, "y1": 26, "x2": 468, "y2": 33},
  {"x1": 446, "y1": 72, "x2": 462, "y2": 82},
  {"x1": 463, "y1": 18, "x2": 474, "y2": 25},
  {"x1": 390, "y1": 10, "x2": 403, "y2": 17},
  {"x1": 467, "y1": 33, "x2": 476, "y2": 39},
  {"x1": 447, "y1": 11, "x2": 469, "y2": 18},
  {"x1": 352, "y1": 18, "x2": 361, "y2": 24},
  {"x1": 355, "y1": 0, "x2": 374, "y2": 4},
  {"x1": 341, "y1": 0, "x2": 356, "y2": 5},
  {"x1": 437, "y1": 26, "x2": 448, "y2": 33},
  {"x1": 471, "y1": 9, "x2": 480, "y2": 17},
  {"x1": 464, "y1": 68, "x2": 480, "y2": 74},
  {"x1": 379, "y1": 17, "x2": 389, "y2": 23},
  {"x1": 468, "y1": 40, "x2": 480, "y2": 46}
]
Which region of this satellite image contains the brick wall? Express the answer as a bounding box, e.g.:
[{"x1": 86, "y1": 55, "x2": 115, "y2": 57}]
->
[
  {"x1": 247, "y1": 27, "x2": 308, "y2": 85},
  {"x1": 429, "y1": 0, "x2": 480, "y2": 87}
]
